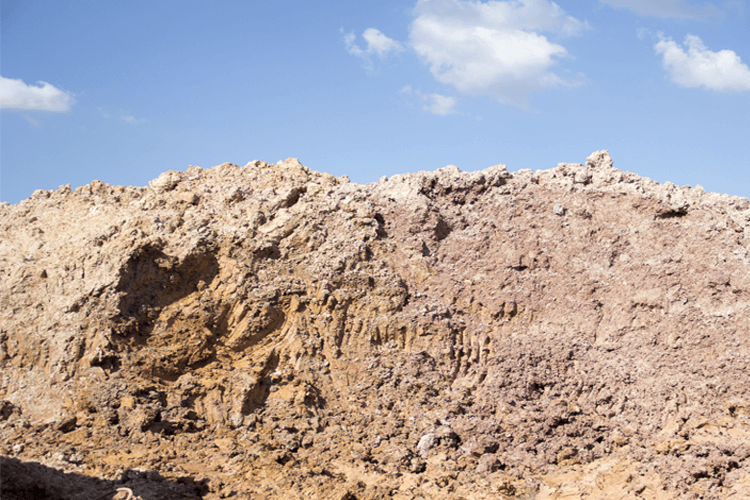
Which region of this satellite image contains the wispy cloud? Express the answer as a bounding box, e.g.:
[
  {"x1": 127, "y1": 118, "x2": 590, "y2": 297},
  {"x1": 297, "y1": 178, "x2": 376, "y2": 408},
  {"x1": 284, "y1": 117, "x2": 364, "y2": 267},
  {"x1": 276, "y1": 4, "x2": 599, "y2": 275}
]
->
[
  {"x1": 22, "y1": 115, "x2": 42, "y2": 128},
  {"x1": 120, "y1": 115, "x2": 145, "y2": 124},
  {"x1": 408, "y1": 0, "x2": 587, "y2": 110},
  {"x1": 422, "y1": 93, "x2": 458, "y2": 116},
  {"x1": 599, "y1": 0, "x2": 721, "y2": 19},
  {"x1": 401, "y1": 85, "x2": 458, "y2": 116},
  {"x1": 655, "y1": 33, "x2": 750, "y2": 92},
  {"x1": 0, "y1": 76, "x2": 75, "y2": 111},
  {"x1": 344, "y1": 28, "x2": 404, "y2": 71},
  {"x1": 724, "y1": 0, "x2": 744, "y2": 16}
]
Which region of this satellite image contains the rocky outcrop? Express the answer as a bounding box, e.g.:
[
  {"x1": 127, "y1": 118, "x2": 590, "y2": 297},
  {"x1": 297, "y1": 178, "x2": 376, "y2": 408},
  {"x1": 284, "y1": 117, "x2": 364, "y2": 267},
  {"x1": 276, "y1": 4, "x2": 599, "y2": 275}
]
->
[{"x1": 2, "y1": 152, "x2": 750, "y2": 499}]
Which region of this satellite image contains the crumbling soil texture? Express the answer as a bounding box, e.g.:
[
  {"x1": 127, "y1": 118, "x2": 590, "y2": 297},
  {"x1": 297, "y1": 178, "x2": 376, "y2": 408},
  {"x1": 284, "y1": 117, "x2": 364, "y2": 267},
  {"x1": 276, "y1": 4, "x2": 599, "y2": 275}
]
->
[{"x1": 3, "y1": 151, "x2": 750, "y2": 499}]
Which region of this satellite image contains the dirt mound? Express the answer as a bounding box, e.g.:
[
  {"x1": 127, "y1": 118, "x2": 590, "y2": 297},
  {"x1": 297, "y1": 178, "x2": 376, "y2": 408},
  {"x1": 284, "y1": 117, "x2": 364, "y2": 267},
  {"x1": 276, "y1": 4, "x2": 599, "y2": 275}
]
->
[{"x1": 2, "y1": 152, "x2": 750, "y2": 499}]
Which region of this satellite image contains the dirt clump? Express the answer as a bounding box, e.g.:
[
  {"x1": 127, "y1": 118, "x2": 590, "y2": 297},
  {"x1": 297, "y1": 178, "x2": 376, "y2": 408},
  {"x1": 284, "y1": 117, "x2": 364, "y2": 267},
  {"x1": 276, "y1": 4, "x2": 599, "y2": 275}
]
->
[{"x1": 2, "y1": 152, "x2": 750, "y2": 499}]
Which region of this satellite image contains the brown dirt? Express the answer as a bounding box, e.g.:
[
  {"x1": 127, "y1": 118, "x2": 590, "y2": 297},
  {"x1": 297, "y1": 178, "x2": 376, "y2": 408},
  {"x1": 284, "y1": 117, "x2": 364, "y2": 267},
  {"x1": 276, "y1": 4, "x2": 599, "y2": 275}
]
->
[{"x1": 2, "y1": 152, "x2": 750, "y2": 499}]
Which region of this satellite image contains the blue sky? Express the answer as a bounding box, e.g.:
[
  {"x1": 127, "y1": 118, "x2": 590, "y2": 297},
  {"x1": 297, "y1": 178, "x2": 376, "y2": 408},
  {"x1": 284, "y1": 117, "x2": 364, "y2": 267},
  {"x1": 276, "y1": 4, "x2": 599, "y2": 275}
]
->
[{"x1": 2, "y1": 0, "x2": 749, "y2": 204}]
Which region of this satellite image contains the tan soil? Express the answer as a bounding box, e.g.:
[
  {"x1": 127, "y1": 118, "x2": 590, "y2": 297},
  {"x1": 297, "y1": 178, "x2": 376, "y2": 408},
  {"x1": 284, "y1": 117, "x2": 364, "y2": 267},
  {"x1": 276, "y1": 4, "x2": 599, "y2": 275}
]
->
[{"x1": 2, "y1": 152, "x2": 750, "y2": 499}]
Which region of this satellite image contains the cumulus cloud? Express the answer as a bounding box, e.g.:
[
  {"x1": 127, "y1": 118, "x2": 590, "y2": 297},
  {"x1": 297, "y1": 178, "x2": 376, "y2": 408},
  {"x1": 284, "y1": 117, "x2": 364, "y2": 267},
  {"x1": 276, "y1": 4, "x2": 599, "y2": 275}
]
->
[
  {"x1": 344, "y1": 28, "x2": 404, "y2": 71},
  {"x1": 599, "y1": 0, "x2": 721, "y2": 19},
  {"x1": 655, "y1": 34, "x2": 750, "y2": 92},
  {"x1": 0, "y1": 76, "x2": 75, "y2": 111},
  {"x1": 408, "y1": 0, "x2": 587, "y2": 109}
]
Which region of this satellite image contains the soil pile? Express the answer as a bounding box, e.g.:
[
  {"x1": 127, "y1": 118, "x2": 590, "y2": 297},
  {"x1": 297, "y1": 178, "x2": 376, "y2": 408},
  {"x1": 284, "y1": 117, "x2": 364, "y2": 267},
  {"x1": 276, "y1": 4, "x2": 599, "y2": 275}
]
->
[{"x1": 2, "y1": 152, "x2": 750, "y2": 499}]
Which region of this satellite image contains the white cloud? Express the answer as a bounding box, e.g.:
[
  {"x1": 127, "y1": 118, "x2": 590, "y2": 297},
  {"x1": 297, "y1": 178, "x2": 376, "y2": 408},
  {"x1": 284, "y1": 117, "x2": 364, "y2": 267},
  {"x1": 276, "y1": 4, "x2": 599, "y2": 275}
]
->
[
  {"x1": 0, "y1": 76, "x2": 75, "y2": 111},
  {"x1": 408, "y1": 0, "x2": 587, "y2": 109},
  {"x1": 22, "y1": 115, "x2": 42, "y2": 128},
  {"x1": 422, "y1": 93, "x2": 458, "y2": 115},
  {"x1": 724, "y1": 1, "x2": 744, "y2": 16},
  {"x1": 599, "y1": 0, "x2": 721, "y2": 19},
  {"x1": 654, "y1": 34, "x2": 750, "y2": 92},
  {"x1": 120, "y1": 115, "x2": 146, "y2": 124},
  {"x1": 362, "y1": 28, "x2": 404, "y2": 57},
  {"x1": 344, "y1": 32, "x2": 365, "y2": 58},
  {"x1": 344, "y1": 28, "x2": 403, "y2": 71},
  {"x1": 401, "y1": 85, "x2": 458, "y2": 115}
]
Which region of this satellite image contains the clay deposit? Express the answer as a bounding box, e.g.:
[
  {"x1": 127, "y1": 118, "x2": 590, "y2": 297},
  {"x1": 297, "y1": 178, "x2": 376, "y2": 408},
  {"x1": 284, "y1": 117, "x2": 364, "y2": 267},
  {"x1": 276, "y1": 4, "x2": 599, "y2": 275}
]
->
[{"x1": 2, "y1": 151, "x2": 750, "y2": 499}]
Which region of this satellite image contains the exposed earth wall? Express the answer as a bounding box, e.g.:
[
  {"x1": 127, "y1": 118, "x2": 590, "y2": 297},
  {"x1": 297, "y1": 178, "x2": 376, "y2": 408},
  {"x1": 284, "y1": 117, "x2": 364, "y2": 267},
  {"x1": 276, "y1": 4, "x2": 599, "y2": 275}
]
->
[{"x1": 2, "y1": 152, "x2": 750, "y2": 499}]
